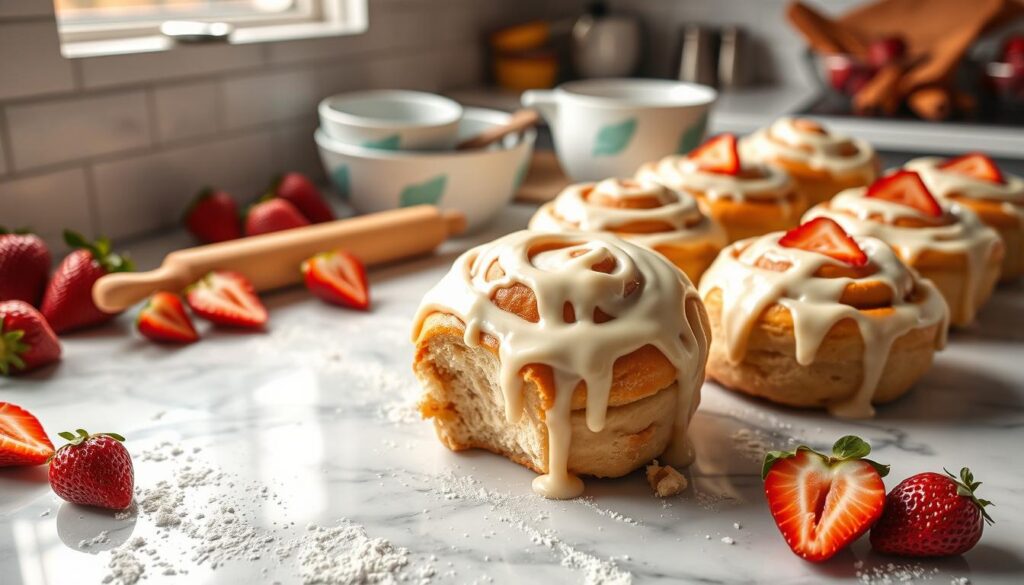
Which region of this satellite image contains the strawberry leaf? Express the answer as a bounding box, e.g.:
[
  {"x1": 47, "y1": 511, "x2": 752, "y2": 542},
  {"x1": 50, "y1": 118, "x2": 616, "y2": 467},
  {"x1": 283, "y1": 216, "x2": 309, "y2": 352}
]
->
[
  {"x1": 832, "y1": 435, "x2": 871, "y2": 459},
  {"x1": 945, "y1": 467, "x2": 995, "y2": 525},
  {"x1": 762, "y1": 435, "x2": 889, "y2": 480}
]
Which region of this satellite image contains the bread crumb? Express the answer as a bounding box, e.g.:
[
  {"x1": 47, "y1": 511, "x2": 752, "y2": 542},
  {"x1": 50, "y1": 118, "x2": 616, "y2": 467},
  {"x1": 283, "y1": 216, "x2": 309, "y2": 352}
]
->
[{"x1": 645, "y1": 460, "x2": 688, "y2": 497}]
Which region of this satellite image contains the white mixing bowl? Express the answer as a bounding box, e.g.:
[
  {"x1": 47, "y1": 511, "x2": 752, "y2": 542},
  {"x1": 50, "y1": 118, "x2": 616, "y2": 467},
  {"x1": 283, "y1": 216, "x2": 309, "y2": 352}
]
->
[{"x1": 316, "y1": 107, "x2": 536, "y2": 231}]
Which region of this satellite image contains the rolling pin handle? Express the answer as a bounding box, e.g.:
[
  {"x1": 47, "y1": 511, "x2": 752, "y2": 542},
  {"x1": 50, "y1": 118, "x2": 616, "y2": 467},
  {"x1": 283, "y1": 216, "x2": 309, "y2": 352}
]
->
[
  {"x1": 443, "y1": 210, "x2": 467, "y2": 236},
  {"x1": 92, "y1": 264, "x2": 190, "y2": 313}
]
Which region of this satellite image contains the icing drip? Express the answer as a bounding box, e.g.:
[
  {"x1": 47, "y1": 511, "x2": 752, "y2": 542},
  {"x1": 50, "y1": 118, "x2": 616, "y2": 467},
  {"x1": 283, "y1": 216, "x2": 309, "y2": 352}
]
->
[
  {"x1": 698, "y1": 233, "x2": 947, "y2": 418},
  {"x1": 805, "y1": 189, "x2": 1002, "y2": 324},
  {"x1": 906, "y1": 157, "x2": 1024, "y2": 226},
  {"x1": 528, "y1": 178, "x2": 728, "y2": 249},
  {"x1": 413, "y1": 231, "x2": 709, "y2": 499},
  {"x1": 637, "y1": 155, "x2": 794, "y2": 204},
  {"x1": 740, "y1": 117, "x2": 876, "y2": 176}
]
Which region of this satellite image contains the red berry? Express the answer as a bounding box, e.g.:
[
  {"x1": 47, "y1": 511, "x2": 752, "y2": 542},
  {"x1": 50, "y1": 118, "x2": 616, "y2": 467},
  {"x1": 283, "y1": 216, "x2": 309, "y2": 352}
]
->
[
  {"x1": 270, "y1": 172, "x2": 334, "y2": 224},
  {"x1": 40, "y1": 231, "x2": 133, "y2": 334},
  {"x1": 868, "y1": 36, "x2": 907, "y2": 67},
  {"x1": 184, "y1": 189, "x2": 241, "y2": 244},
  {"x1": 0, "y1": 229, "x2": 51, "y2": 307},
  {"x1": 870, "y1": 468, "x2": 993, "y2": 557},
  {"x1": 779, "y1": 217, "x2": 869, "y2": 267},
  {"x1": 1, "y1": 300, "x2": 61, "y2": 376},
  {"x1": 244, "y1": 198, "x2": 311, "y2": 236},
  {"x1": 48, "y1": 430, "x2": 134, "y2": 511},
  {"x1": 0, "y1": 402, "x2": 55, "y2": 466}
]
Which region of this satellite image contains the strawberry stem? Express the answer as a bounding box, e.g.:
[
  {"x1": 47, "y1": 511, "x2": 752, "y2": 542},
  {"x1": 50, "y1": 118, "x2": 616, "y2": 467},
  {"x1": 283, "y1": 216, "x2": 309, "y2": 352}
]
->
[
  {"x1": 63, "y1": 230, "x2": 134, "y2": 274},
  {"x1": 945, "y1": 467, "x2": 994, "y2": 525},
  {"x1": 0, "y1": 322, "x2": 29, "y2": 376}
]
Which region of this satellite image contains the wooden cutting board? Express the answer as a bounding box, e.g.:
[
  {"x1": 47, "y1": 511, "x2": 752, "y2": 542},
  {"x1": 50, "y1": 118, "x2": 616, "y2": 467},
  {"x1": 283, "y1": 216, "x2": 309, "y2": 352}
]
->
[{"x1": 515, "y1": 150, "x2": 571, "y2": 203}]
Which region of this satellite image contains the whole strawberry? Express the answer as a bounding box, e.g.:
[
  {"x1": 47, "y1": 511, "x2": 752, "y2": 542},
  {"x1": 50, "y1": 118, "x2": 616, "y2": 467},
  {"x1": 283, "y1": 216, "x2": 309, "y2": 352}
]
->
[
  {"x1": 184, "y1": 188, "x2": 241, "y2": 244},
  {"x1": 48, "y1": 429, "x2": 134, "y2": 510},
  {"x1": 0, "y1": 228, "x2": 51, "y2": 306},
  {"x1": 270, "y1": 172, "x2": 334, "y2": 223},
  {"x1": 1, "y1": 300, "x2": 61, "y2": 375},
  {"x1": 244, "y1": 198, "x2": 310, "y2": 236},
  {"x1": 40, "y1": 231, "x2": 133, "y2": 334},
  {"x1": 871, "y1": 467, "x2": 993, "y2": 557}
]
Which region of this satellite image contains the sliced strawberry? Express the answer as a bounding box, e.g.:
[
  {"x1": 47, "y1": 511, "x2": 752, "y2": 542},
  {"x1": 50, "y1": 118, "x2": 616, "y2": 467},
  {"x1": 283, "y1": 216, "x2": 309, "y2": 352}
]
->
[
  {"x1": 185, "y1": 270, "x2": 267, "y2": 328},
  {"x1": 301, "y1": 251, "x2": 371, "y2": 310},
  {"x1": 763, "y1": 435, "x2": 889, "y2": 562},
  {"x1": 779, "y1": 217, "x2": 869, "y2": 267},
  {"x1": 866, "y1": 171, "x2": 943, "y2": 217},
  {"x1": 0, "y1": 402, "x2": 54, "y2": 467},
  {"x1": 137, "y1": 291, "x2": 199, "y2": 343},
  {"x1": 688, "y1": 133, "x2": 740, "y2": 175},
  {"x1": 938, "y1": 153, "x2": 1005, "y2": 184}
]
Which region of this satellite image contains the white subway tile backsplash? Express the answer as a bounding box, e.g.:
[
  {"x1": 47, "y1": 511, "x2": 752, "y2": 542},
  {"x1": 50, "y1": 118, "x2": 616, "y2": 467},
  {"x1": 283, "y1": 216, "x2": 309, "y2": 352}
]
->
[
  {"x1": 272, "y1": 119, "x2": 326, "y2": 185},
  {"x1": 7, "y1": 90, "x2": 152, "y2": 171},
  {"x1": 92, "y1": 131, "x2": 275, "y2": 240},
  {"x1": 0, "y1": 132, "x2": 7, "y2": 176},
  {"x1": 153, "y1": 80, "x2": 222, "y2": 143},
  {"x1": 0, "y1": 0, "x2": 55, "y2": 19},
  {"x1": 79, "y1": 43, "x2": 264, "y2": 89},
  {"x1": 0, "y1": 21, "x2": 75, "y2": 101},
  {"x1": 0, "y1": 168, "x2": 93, "y2": 247},
  {"x1": 222, "y1": 69, "x2": 319, "y2": 130}
]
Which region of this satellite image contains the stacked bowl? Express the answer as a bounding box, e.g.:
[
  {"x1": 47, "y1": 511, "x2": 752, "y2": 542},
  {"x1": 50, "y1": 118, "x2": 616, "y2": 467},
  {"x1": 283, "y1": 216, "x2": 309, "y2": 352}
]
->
[{"x1": 316, "y1": 90, "x2": 536, "y2": 230}]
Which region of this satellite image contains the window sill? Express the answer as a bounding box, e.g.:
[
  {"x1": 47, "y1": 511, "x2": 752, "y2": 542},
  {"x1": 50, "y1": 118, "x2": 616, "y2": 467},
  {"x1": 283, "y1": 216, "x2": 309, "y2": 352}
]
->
[{"x1": 62, "y1": 16, "x2": 367, "y2": 59}]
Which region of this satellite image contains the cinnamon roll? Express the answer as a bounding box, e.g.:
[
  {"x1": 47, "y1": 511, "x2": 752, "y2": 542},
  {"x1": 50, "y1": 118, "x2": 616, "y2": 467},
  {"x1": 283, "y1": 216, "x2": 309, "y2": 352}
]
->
[
  {"x1": 699, "y1": 218, "x2": 948, "y2": 418},
  {"x1": 804, "y1": 171, "x2": 1004, "y2": 327},
  {"x1": 741, "y1": 117, "x2": 879, "y2": 206},
  {"x1": 904, "y1": 153, "x2": 1024, "y2": 282},
  {"x1": 528, "y1": 178, "x2": 727, "y2": 283},
  {"x1": 636, "y1": 133, "x2": 805, "y2": 243},
  {"x1": 412, "y1": 231, "x2": 711, "y2": 499}
]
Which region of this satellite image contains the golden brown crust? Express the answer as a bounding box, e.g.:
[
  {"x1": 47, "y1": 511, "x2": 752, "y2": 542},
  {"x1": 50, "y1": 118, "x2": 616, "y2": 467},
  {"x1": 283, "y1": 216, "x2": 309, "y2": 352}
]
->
[
  {"x1": 701, "y1": 287, "x2": 939, "y2": 408},
  {"x1": 942, "y1": 195, "x2": 1023, "y2": 281},
  {"x1": 691, "y1": 189, "x2": 807, "y2": 243},
  {"x1": 765, "y1": 155, "x2": 879, "y2": 206}
]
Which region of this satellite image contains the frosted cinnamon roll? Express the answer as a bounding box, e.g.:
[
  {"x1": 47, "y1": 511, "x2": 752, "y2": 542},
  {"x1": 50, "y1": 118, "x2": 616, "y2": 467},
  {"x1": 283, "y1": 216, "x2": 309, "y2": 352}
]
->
[
  {"x1": 699, "y1": 218, "x2": 948, "y2": 418},
  {"x1": 904, "y1": 153, "x2": 1024, "y2": 281},
  {"x1": 741, "y1": 117, "x2": 879, "y2": 206},
  {"x1": 636, "y1": 134, "x2": 805, "y2": 243},
  {"x1": 528, "y1": 178, "x2": 727, "y2": 283},
  {"x1": 804, "y1": 171, "x2": 1004, "y2": 327},
  {"x1": 413, "y1": 231, "x2": 711, "y2": 499}
]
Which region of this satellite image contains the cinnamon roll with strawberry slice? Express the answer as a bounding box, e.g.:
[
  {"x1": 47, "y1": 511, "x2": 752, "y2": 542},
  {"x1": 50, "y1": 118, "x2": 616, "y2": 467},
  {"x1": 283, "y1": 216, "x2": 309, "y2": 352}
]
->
[
  {"x1": 804, "y1": 171, "x2": 1004, "y2": 327},
  {"x1": 412, "y1": 231, "x2": 710, "y2": 498},
  {"x1": 699, "y1": 218, "x2": 948, "y2": 418},
  {"x1": 636, "y1": 133, "x2": 805, "y2": 243},
  {"x1": 529, "y1": 178, "x2": 727, "y2": 283},
  {"x1": 904, "y1": 153, "x2": 1024, "y2": 281},
  {"x1": 741, "y1": 117, "x2": 880, "y2": 206}
]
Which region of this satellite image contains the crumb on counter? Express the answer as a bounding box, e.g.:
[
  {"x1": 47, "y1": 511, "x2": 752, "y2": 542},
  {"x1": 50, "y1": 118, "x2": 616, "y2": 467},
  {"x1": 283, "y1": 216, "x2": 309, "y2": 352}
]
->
[{"x1": 645, "y1": 460, "x2": 688, "y2": 497}]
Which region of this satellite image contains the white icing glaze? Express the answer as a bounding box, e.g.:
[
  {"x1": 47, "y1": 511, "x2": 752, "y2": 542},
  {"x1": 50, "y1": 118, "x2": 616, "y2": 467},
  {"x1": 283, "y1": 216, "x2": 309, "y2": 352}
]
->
[
  {"x1": 636, "y1": 155, "x2": 794, "y2": 204},
  {"x1": 528, "y1": 178, "x2": 728, "y2": 250},
  {"x1": 905, "y1": 157, "x2": 1024, "y2": 226},
  {"x1": 740, "y1": 117, "x2": 877, "y2": 176},
  {"x1": 413, "y1": 230, "x2": 710, "y2": 499},
  {"x1": 804, "y1": 189, "x2": 1002, "y2": 325},
  {"x1": 698, "y1": 232, "x2": 947, "y2": 418}
]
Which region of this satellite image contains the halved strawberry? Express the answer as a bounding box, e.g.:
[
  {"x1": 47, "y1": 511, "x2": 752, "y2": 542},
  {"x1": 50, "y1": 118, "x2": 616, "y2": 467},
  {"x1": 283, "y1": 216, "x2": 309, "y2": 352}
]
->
[
  {"x1": 301, "y1": 250, "x2": 370, "y2": 310},
  {"x1": 938, "y1": 153, "x2": 1005, "y2": 184},
  {"x1": 688, "y1": 133, "x2": 740, "y2": 175},
  {"x1": 763, "y1": 435, "x2": 889, "y2": 562},
  {"x1": 0, "y1": 402, "x2": 54, "y2": 466},
  {"x1": 137, "y1": 292, "x2": 199, "y2": 343},
  {"x1": 185, "y1": 271, "x2": 267, "y2": 329},
  {"x1": 866, "y1": 171, "x2": 943, "y2": 217},
  {"x1": 779, "y1": 217, "x2": 869, "y2": 267}
]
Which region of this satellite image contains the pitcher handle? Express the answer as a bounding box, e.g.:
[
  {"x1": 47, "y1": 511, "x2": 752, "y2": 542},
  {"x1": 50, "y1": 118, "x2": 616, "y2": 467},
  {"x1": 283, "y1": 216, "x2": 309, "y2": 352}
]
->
[{"x1": 522, "y1": 90, "x2": 558, "y2": 127}]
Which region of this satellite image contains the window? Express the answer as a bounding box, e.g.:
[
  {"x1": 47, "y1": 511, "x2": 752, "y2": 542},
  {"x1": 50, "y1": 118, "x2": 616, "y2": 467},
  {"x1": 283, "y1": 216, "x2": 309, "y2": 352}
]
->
[{"x1": 56, "y1": 0, "x2": 367, "y2": 55}]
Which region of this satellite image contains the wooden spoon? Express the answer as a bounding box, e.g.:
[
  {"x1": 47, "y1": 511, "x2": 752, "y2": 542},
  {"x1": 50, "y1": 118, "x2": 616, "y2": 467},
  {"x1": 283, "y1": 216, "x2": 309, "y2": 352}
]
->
[{"x1": 456, "y1": 108, "x2": 540, "y2": 151}]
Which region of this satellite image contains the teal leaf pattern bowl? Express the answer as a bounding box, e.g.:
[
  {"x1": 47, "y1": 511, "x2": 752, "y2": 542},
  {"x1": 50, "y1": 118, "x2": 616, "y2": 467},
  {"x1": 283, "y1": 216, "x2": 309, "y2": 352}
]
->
[
  {"x1": 399, "y1": 175, "x2": 447, "y2": 207},
  {"x1": 677, "y1": 112, "x2": 708, "y2": 155},
  {"x1": 592, "y1": 118, "x2": 637, "y2": 157}
]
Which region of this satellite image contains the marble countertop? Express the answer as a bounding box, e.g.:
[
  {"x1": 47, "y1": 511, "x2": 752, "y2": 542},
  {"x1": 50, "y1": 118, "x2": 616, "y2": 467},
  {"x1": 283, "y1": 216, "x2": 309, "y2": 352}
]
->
[{"x1": 2, "y1": 204, "x2": 1023, "y2": 585}]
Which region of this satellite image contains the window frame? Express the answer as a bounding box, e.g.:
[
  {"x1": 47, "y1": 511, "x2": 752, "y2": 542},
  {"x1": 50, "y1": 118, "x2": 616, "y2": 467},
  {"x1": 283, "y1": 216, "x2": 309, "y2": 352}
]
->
[{"x1": 56, "y1": 0, "x2": 367, "y2": 58}]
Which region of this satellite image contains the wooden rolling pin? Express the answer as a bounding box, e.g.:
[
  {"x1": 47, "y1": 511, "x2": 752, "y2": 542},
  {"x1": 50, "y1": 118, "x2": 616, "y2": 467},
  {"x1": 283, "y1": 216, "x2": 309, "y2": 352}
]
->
[{"x1": 93, "y1": 205, "x2": 466, "y2": 313}]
